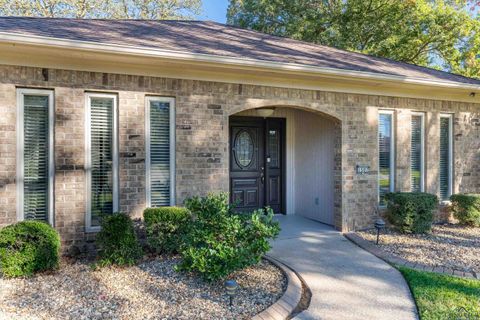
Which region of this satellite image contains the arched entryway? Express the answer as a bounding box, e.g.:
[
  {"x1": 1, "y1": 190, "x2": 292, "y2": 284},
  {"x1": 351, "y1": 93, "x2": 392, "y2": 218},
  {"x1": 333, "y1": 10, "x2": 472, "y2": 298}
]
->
[{"x1": 229, "y1": 105, "x2": 342, "y2": 229}]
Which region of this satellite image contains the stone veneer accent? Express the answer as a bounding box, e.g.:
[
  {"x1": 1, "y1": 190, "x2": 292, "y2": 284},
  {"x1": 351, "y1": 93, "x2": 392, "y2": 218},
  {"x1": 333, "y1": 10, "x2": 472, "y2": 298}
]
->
[{"x1": 0, "y1": 65, "x2": 479, "y2": 250}]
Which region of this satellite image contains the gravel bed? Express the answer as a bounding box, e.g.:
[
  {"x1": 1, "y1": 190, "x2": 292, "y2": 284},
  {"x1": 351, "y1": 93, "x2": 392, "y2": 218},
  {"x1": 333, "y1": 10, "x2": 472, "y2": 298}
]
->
[
  {"x1": 0, "y1": 256, "x2": 286, "y2": 320},
  {"x1": 357, "y1": 224, "x2": 480, "y2": 273}
]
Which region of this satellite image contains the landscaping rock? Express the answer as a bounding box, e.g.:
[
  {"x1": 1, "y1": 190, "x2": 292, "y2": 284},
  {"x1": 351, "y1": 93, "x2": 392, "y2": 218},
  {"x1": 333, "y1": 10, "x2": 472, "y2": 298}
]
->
[
  {"x1": 0, "y1": 257, "x2": 286, "y2": 320},
  {"x1": 357, "y1": 224, "x2": 480, "y2": 273}
]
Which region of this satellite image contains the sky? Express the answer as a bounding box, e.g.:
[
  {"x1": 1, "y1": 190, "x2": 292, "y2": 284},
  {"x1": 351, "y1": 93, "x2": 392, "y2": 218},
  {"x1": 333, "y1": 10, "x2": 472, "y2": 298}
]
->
[{"x1": 199, "y1": 0, "x2": 229, "y2": 23}]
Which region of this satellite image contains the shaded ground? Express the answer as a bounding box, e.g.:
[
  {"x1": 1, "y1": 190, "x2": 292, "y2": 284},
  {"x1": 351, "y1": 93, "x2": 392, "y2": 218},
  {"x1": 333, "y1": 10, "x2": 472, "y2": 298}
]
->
[
  {"x1": 357, "y1": 224, "x2": 480, "y2": 273},
  {"x1": 0, "y1": 257, "x2": 286, "y2": 320}
]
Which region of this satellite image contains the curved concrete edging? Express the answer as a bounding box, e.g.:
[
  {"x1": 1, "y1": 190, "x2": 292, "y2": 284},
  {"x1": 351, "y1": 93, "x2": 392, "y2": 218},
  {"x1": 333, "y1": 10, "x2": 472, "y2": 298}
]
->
[
  {"x1": 253, "y1": 256, "x2": 309, "y2": 320},
  {"x1": 345, "y1": 232, "x2": 479, "y2": 280}
]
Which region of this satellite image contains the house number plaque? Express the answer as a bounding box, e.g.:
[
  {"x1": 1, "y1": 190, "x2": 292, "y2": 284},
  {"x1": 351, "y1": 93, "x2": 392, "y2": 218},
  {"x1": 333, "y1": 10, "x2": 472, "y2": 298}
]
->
[{"x1": 356, "y1": 165, "x2": 370, "y2": 175}]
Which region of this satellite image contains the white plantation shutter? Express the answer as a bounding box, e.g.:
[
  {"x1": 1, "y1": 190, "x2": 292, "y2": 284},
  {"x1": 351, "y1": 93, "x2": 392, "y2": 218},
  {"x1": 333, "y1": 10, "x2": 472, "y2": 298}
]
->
[
  {"x1": 378, "y1": 111, "x2": 394, "y2": 205},
  {"x1": 410, "y1": 114, "x2": 424, "y2": 192},
  {"x1": 86, "y1": 94, "x2": 118, "y2": 230},
  {"x1": 146, "y1": 97, "x2": 175, "y2": 207},
  {"x1": 439, "y1": 115, "x2": 452, "y2": 200},
  {"x1": 22, "y1": 95, "x2": 51, "y2": 221}
]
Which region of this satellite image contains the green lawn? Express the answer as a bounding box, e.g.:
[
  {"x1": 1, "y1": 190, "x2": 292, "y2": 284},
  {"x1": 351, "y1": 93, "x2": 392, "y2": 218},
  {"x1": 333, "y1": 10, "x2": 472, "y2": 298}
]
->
[{"x1": 398, "y1": 267, "x2": 480, "y2": 320}]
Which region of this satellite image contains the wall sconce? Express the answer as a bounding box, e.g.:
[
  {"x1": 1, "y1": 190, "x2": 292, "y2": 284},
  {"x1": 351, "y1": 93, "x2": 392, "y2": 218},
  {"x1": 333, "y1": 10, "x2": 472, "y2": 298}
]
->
[{"x1": 256, "y1": 108, "x2": 275, "y2": 118}]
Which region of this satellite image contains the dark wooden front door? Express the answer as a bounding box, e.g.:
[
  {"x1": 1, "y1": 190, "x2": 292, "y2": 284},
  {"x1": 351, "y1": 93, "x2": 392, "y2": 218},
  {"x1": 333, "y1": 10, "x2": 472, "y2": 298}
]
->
[{"x1": 230, "y1": 117, "x2": 285, "y2": 213}]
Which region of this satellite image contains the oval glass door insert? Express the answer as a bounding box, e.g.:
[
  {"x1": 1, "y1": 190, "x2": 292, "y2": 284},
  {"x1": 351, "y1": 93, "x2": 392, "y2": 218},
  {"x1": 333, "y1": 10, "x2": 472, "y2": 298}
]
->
[{"x1": 234, "y1": 131, "x2": 254, "y2": 168}]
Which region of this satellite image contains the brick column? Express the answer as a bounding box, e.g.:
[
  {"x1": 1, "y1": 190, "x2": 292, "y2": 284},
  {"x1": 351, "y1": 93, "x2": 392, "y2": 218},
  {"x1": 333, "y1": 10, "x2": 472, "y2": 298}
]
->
[
  {"x1": 453, "y1": 111, "x2": 480, "y2": 194},
  {"x1": 0, "y1": 84, "x2": 17, "y2": 226},
  {"x1": 425, "y1": 110, "x2": 440, "y2": 196},
  {"x1": 341, "y1": 102, "x2": 378, "y2": 231},
  {"x1": 175, "y1": 96, "x2": 229, "y2": 204},
  {"x1": 54, "y1": 88, "x2": 86, "y2": 248},
  {"x1": 396, "y1": 109, "x2": 411, "y2": 192},
  {"x1": 118, "y1": 92, "x2": 146, "y2": 218}
]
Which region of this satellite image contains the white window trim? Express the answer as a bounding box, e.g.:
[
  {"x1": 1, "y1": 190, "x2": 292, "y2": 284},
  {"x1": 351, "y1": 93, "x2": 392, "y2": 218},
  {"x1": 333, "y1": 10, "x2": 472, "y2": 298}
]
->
[
  {"x1": 440, "y1": 113, "x2": 453, "y2": 202},
  {"x1": 145, "y1": 96, "x2": 176, "y2": 207},
  {"x1": 411, "y1": 112, "x2": 425, "y2": 192},
  {"x1": 16, "y1": 89, "x2": 55, "y2": 225},
  {"x1": 378, "y1": 110, "x2": 395, "y2": 204},
  {"x1": 85, "y1": 92, "x2": 119, "y2": 232}
]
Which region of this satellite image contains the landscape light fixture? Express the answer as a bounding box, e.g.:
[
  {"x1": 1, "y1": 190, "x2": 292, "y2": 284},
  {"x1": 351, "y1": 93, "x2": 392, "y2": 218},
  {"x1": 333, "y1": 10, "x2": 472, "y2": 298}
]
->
[
  {"x1": 374, "y1": 218, "x2": 386, "y2": 245},
  {"x1": 224, "y1": 279, "x2": 238, "y2": 306}
]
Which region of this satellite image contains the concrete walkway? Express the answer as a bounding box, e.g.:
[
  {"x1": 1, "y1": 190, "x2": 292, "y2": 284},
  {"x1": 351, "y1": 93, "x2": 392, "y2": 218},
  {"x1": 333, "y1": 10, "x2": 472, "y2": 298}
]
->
[{"x1": 269, "y1": 215, "x2": 418, "y2": 320}]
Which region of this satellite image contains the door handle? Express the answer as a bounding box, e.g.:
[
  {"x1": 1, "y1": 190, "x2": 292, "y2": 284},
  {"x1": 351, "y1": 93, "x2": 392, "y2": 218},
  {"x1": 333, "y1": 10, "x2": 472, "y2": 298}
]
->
[{"x1": 261, "y1": 166, "x2": 265, "y2": 184}]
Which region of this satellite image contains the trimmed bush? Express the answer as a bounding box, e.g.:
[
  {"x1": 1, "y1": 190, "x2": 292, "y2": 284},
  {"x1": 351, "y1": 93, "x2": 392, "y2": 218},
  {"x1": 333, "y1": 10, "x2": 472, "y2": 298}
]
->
[
  {"x1": 144, "y1": 207, "x2": 191, "y2": 254},
  {"x1": 96, "y1": 212, "x2": 143, "y2": 266},
  {"x1": 177, "y1": 193, "x2": 280, "y2": 281},
  {"x1": 450, "y1": 194, "x2": 480, "y2": 227},
  {"x1": 0, "y1": 221, "x2": 60, "y2": 277},
  {"x1": 385, "y1": 192, "x2": 438, "y2": 234}
]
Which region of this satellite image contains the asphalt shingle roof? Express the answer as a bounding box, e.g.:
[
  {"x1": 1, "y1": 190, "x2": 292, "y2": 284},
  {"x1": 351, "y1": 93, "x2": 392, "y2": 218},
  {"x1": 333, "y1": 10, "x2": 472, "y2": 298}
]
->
[{"x1": 0, "y1": 17, "x2": 479, "y2": 86}]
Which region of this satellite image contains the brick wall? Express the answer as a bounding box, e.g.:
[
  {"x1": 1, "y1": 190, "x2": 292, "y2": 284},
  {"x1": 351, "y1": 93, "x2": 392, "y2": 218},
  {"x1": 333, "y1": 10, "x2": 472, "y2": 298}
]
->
[
  {"x1": 0, "y1": 83, "x2": 16, "y2": 226},
  {"x1": 0, "y1": 65, "x2": 479, "y2": 251}
]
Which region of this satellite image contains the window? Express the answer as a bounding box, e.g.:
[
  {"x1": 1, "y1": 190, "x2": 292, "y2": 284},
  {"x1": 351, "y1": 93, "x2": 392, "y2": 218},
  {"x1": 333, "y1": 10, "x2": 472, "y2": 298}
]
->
[
  {"x1": 85, "y1": 93, "x2": 119, "y2": 231},
  {"x1": 439, "y1": 114, "x2": 453, "y2": 201},
  {"x1": 234, "y1": 130, "x2": 254, "y2": 168},
  {"x1": 16, "y1": 89, "x2": 54, "y2": 223},
  {"x1": 145, "y1": 97, "x2": 175, "y2": 207},
  {"x1": 411, "y1": 113, "x2": 425, "y2": 192},
  {"x1": 378, "y1": 111, "x2": 394, "y2": 205}
]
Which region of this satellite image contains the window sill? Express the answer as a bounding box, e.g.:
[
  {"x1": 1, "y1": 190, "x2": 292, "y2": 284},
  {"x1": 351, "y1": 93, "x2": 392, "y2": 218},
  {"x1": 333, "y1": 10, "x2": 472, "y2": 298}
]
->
[{"x1": 85, "y1": 226, "x2": 101, "y2": 233}]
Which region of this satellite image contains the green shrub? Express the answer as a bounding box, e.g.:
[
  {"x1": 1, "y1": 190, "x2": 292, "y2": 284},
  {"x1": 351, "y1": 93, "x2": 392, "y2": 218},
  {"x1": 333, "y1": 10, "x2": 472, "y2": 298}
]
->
[
  {"x1": 144, "y1": 207, "x2": 191, "y2": 254},
  {"x1": 0, "y1": 221, "x2": 60, "y2": 277},
  {"x1": 177, "y1": 193, "x2": 280, "y2": 281},
  {"x1": 96, "y1": 212, "x2": 143, "y2": 266},
  {"x1": 450, "y1": 194, "x2": 480, "y2": 227},
  {"x1": 385, "y1": 192, "x2": 438, "y2": 234}
]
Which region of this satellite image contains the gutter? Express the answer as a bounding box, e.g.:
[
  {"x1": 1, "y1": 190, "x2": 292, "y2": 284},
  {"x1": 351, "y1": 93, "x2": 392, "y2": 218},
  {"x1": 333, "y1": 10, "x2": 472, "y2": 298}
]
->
[{"x1": 0, "y1": 31, "x2": 479, "y2": 92}]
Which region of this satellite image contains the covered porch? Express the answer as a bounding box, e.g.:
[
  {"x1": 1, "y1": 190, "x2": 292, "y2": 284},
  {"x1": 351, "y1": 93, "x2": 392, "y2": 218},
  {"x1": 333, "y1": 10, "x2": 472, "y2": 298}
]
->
[{"x1": 229, "y1": 106, "x2": 342, "y2": 228}]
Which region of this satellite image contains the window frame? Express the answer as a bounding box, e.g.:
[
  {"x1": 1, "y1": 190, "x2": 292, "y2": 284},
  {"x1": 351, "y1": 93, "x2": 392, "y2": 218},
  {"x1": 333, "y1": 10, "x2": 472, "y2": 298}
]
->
[
  {"x1": 84, "y1": 92, "x2": 119, "y2": 232},
  {"x1": 16, "y1": 88, "x2": 55, "y2": 224},
  {"x1": 378, "y1": 110, "x2": 395, "y2": 205},
  {"x1": 145, "y1": 96, "x2": 176, "y2": 208},
  {"x1": 410, "y1": 112, "x2": 425, "y2": 192},
  {"x1": 439, "y1": 113, "x2": 453, "y2": 202}
]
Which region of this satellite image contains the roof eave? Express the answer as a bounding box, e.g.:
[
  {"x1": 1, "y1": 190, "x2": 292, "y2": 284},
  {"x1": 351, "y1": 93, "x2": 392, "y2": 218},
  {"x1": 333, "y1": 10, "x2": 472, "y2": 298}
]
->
[{"x1": 0, "y1": 31, "x2": 479, "y2": 92}]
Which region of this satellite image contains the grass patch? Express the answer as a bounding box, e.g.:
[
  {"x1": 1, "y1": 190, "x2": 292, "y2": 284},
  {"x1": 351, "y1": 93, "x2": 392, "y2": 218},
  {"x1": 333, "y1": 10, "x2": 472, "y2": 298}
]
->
[{"x1": 398, "y1": 267, "x2": 480, "y2": 319}]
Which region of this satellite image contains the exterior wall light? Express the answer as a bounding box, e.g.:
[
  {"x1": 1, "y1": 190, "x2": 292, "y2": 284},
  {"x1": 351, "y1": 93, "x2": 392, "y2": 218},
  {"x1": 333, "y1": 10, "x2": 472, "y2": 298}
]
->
[
  {"x1": 374, "y1": 218, "x2": 386, "y2": 245},
  {"x1": 256, "y1": 107, "x2": 275, "y2": 118},
  {"x1": 224, "y1": 279, "x2": 238, "y2": 306}
]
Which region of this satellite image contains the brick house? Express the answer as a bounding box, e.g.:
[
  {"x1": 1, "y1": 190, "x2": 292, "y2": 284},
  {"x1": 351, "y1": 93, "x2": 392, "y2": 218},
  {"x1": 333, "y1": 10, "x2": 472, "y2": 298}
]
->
[{"x1": 0, "y1": 17, "x2": 479, "y2": 251}]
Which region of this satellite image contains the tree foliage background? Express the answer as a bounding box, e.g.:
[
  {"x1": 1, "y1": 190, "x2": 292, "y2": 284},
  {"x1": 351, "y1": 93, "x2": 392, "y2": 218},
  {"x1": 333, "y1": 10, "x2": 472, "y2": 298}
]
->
[
  {"x1": 0, "y1": 0, "x2": 202, "y2": 19},
  {"x1": 227, "y1": 0, "x2": 480, "y2": 79}
]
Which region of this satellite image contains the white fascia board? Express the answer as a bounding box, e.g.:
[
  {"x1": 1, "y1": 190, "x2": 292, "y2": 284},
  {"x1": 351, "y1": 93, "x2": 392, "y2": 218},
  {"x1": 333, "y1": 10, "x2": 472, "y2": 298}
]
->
[{"x1": 0, "y1": 31, "x2": 479, "y2": 92}]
